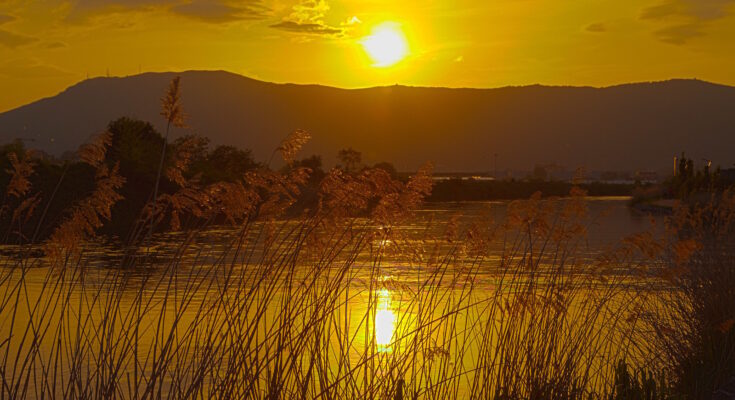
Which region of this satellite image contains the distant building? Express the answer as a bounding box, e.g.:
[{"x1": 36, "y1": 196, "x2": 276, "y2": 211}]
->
[
  {"x1": 431, "y1": 173, "x2": 496, "y2": 182},
  {"x1": 634, "y1": 170, "x2": 659, "y2": 184},
  {"x1": 597, "y1": 171, "x2": 633, "y2": 182}
]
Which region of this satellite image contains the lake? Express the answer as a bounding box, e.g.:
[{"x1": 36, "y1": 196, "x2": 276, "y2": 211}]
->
[{"x1": 0, "y1": 197, "x2": 667, "y2": 398}]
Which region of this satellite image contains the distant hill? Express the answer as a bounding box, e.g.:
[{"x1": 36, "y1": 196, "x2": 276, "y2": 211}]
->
[{"x1": 1, "y1": 70, "x2": 734, "y2": 173}]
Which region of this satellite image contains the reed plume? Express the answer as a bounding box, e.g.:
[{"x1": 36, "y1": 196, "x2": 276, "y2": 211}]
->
[
  {"x1": 4, "y1": 150, "x2": 35, "y2": 199},
  {"x1": 635, "y1": 190, "x2": 735, "y2": 397},
  {"x1": 150, "y1": 76, "x2": 186, "y2": 239},
  {"x1": 372, "y1": 162, "x2": 434, "y2": 224},
  {"x1": 276, "y1": 129, "x2": 311, "y2": 165},
  {"x1": 160, "y1": 76, "x2": 186, "y2": 129},
  {"x1": 166, "y1": 135, "x2": 208, "y2": 188},
  {"x1": 45, "y1": 134, "x2": 124, "y2": 259},
  {"x1": 9, "y1": 194, "x2": 41, "y2": 236},
  {"x1": 1, "y1": 149, "x2": 37, "y2": 235},
  {"x1": 78, "y1": 131, "x2": 112, "y2": 168}
]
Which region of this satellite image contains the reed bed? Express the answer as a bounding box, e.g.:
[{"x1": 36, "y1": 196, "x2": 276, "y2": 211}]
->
[
  {"x1": 0, "y1": 77, "x2": 732, "y2": 399},
  {"x1": 0, "y1": 182, "x2": 649, "y2": 399}
]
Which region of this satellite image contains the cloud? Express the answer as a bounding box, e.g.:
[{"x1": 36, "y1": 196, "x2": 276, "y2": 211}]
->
[
  {"x1": 653, "y1": 22, "x2": 704, "y2": 44},
  {"x1": 171, "y1": 0, "x2": 268, "y2": 23},
  {"x1": 0, "y1": 30, "x2": 37, "y2": 48},
  {"x1": 66, "y1": 0, "x2": 267, "y2": 23},
  {"x1": 289, "y1": 0, "x2": 330, "y2": 21},
  {"x1": 0, "y1": 59, "x2": 72, "y2": 78},
  {"x1": 642, "y1": 0, "x2": 735, "y2": 20},
  {"x1": 585, "y1": 22, "x2": 607, "y2": 33},
  {"x1": 641, "y1": 0, "x2": 735, "y2": 44},
  {"x1": 344, "y1": 16, "x2": 361, "y2": 26},
  {"x1": 66, "y1": 0, "x2": 161, "y2": 21},
  {"x1": 641, "y1": 2, "x2": 682, "y2": 20},
  {"x1": 270, "y1": 20, "x2": 341, "y2": 35},
  {"x1": 0, "y1": 14, "x2": 16, "y2": 25},
  {"x1": 44, "y1": 41, "x2": 68, "y2": 49},
  {"x1": 270, "y1": 0, "x2": 346, "y2": 37}
]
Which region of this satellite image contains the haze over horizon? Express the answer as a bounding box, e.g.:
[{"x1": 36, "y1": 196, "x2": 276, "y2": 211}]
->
[{"x1": 2, "y1": 0, "x2": 735, "y2": 112}]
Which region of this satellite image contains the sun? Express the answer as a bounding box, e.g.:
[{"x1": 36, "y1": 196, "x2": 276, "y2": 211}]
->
[{"x1": 360, "y1": 22, "x2": 409, "y2": 68}]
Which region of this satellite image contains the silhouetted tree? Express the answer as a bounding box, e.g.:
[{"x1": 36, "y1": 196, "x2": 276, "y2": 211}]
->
[
  {"x1": 373, "y1": 162, "x2": 398, "y2": 179},
  {"x1": 0, "y1": 140, "x2": 26, "y2": 160},
  {"x1": 174, "y1": 135, "x2": 210, "y2": 166},
  {"x1": 337, "y1": 148, "x2": 362, "y2": 174},
  {"x1": 108, "y1": 117, "x2": 165, "y2": 178},
  {"x1": 533, "y1": 165, "x2": 548, "y2": 181},
  {"x1": 195, "y1": 145, "x2": 259, "y2": 184},
  {"x1": 105, "y1": 117, "x2": 166, "y2": 236},
  {"x1": 290, "y1": 155, "x2": 325, "y2": 183},
  {"x1": 296, "y1": 155, "x2": 323, "y2": 171}
]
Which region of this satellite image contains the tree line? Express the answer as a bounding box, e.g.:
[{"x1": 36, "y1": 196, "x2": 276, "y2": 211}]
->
[{"x1": 0, "y1": 117, "x2": 401, "y2": 241}]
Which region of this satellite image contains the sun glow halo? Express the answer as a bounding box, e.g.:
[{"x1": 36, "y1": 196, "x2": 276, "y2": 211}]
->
[{"x1": 361, "y1": 22, "x2": 409, "y2": 68}]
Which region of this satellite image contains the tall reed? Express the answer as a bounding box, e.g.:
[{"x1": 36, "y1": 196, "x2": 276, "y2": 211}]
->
[
  {"x1": 0, "y1": 171, "x2": 647, "y2": 399},
  {"x1": 0, "y1": 77, "x2": 731, "y2": 399}
]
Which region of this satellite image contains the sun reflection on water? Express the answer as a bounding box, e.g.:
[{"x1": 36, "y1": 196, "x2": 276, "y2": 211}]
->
[{"x1": 375, "y1": 288, "x2": 396, "y2": 352}]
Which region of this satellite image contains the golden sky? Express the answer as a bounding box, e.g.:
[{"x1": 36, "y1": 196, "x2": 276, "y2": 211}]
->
[{"x1": 1, "y1": 0, "x2": 735, "y2": 112}]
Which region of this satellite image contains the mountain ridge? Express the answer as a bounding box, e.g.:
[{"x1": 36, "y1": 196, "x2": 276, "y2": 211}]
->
[
  {"x1": 19, "y1": 70, "x2": 732, "y2": 109},
  {"x1": 2, "y1": 70, "x2": 734, "y2": 173}
]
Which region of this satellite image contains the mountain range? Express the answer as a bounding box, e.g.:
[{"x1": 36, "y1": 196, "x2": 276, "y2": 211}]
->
[{"x1": 1, "y1": 70, "x2": 734, "y2": 173}]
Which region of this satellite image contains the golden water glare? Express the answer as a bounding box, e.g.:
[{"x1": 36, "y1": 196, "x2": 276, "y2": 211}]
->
[{"x1": 375, "y1": 288, "x2": 396, "y2": 352}]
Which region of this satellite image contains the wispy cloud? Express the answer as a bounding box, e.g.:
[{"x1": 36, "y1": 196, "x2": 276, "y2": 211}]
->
[
  {"x1": 641, "y1": 2, "x2": 682, "y2": 20},
  {"x1": 641, "y1": 0, "x2": 735, "y2": 44},
  {"x1": 654, "y1": 22, "x2": 705, "y2": 44},
  {"x1": 270, "y1": 20, "x2": 341, "y2": 35},
  {"x1": 0, "y1": 58, "x2": 72, "y2": 78},
  {"x1": 66, "y1": 0, "x2": 160, "y2": 21},
  {"x1": 0, "y1": 14, "x2": 16, "y2": 25},
  {"x1": 44, "y1": 41, "x2": 68, "y2": 49},
  {"x1": 642, "y1": 0, "x2": 735, "y2": 20},
  {"x1": 585, "y1": 22, "x2": 607, "y2": 33},
  {"x1": 0, "y1": 30, "x2": 37, "y2": 48},
  {"x1": 66, "y1": 0, "x2": 268, "y2": 24},
  {"x1": 171, "y1": 0, "x2": 268, "y2": 23}
]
